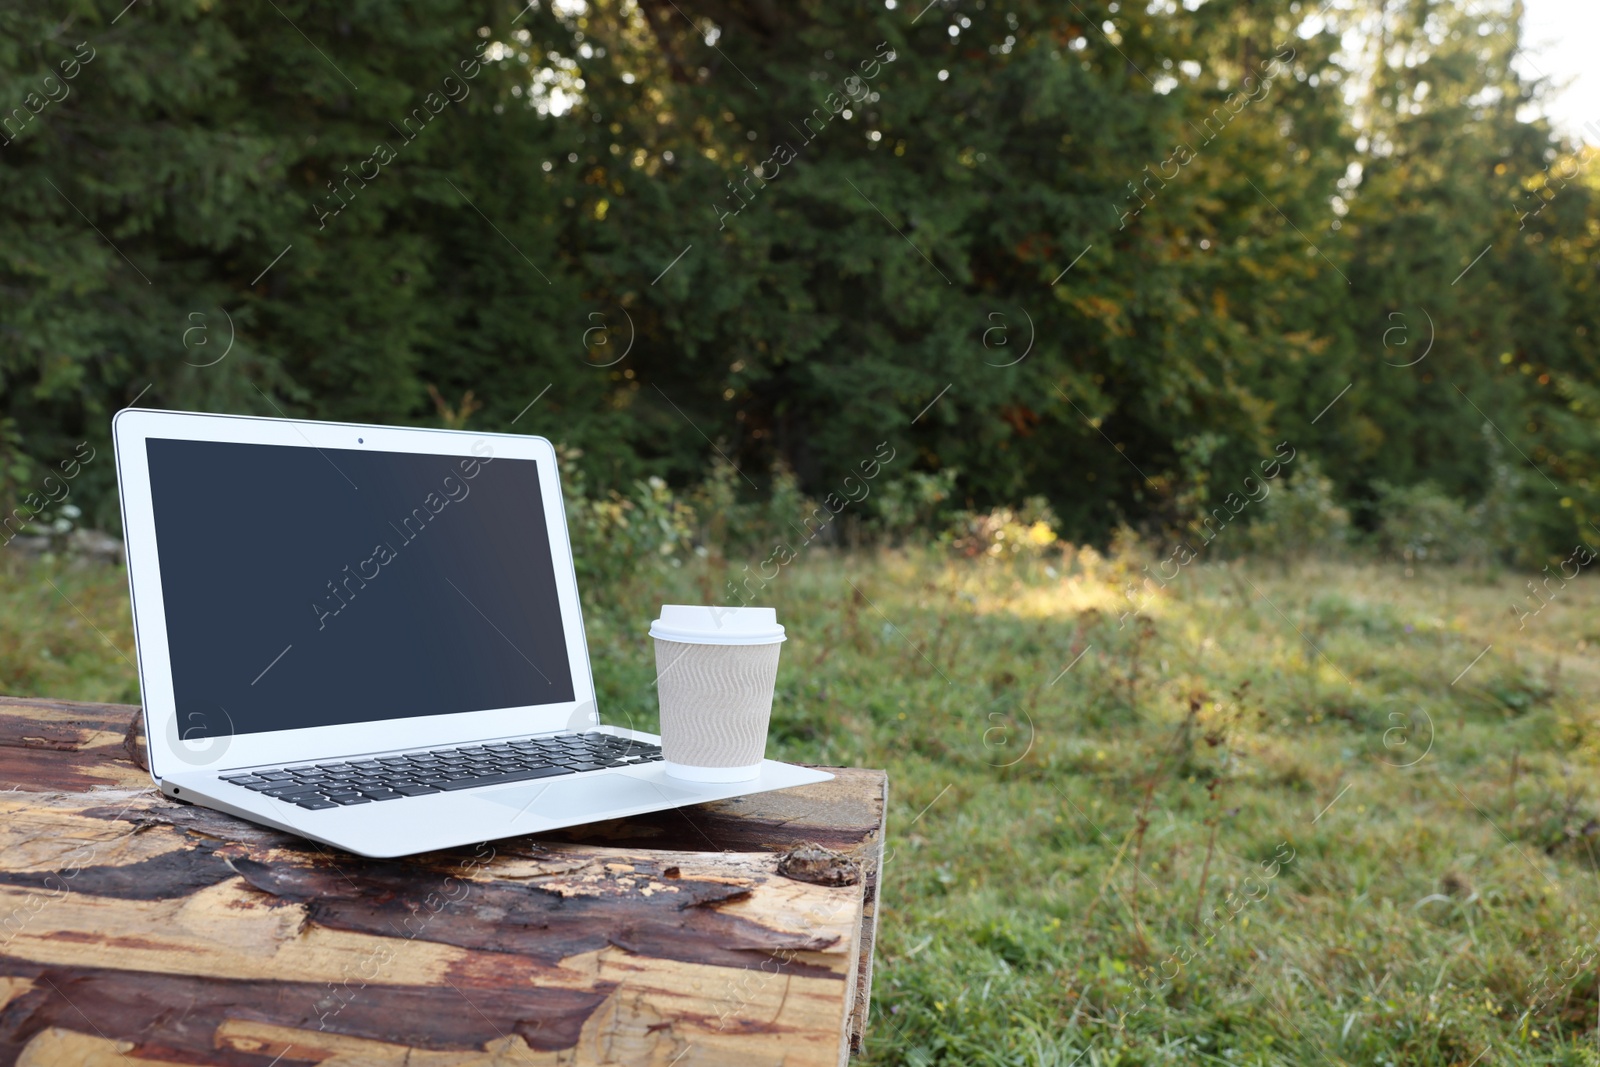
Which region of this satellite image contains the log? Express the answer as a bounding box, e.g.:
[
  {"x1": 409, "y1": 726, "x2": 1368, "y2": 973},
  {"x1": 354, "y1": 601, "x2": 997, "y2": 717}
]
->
[{"x1": 0, "y1": 697, "x2": 886, "y2": 1066}]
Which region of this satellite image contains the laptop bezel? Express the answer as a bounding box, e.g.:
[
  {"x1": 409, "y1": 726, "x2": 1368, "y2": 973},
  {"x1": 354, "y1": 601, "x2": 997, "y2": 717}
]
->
[{"x1": 113, "y1": 408, "x2": 599, "y2": 782}]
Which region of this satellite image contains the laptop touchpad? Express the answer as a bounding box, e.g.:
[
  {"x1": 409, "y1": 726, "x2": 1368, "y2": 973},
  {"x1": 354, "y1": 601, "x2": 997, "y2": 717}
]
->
[{"x1": 484, "y1": 772, "x2": 702, "y2": 819}]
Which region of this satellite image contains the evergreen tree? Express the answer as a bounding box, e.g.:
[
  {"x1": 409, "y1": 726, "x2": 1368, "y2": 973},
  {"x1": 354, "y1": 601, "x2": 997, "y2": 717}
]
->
[{"x1": 0, "y1": 0, "x2": 1594, "y2": 553}]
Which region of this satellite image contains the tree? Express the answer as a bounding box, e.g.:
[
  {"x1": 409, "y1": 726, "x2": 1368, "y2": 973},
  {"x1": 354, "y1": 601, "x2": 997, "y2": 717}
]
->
[{"x1": 1, "y1": 0, "x2": 1594, "y2": 555}]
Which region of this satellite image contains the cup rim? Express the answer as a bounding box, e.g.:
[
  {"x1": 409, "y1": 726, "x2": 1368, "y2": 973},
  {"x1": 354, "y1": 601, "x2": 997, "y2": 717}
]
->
[
  {"x1": 650, "y1": 629, "x2": 786, "y2": 646},
  {"x1": 649, "y1": 604, "x2": 786, "y2": 645}
]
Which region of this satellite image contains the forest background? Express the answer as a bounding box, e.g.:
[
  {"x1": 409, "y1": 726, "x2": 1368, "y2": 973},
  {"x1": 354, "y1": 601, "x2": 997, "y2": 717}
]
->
[{"x1": 1, "y1": 0, "x2": 1596, "y2": 565}]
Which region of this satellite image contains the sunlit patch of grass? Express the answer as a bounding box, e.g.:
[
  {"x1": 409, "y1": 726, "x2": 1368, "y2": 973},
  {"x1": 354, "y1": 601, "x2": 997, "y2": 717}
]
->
[{"x1": 11, "y1": 544, "x2": 1600, "y2": 1063}]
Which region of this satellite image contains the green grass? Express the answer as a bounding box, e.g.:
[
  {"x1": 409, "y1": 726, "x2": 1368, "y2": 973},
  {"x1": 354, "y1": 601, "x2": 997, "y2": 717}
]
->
[
  {"x1": 10, "y1": 543, "x2": 1600, "y2": 1065},
  {"x1": 0, "y1": 551, "x2": 140, "y2": 704}
]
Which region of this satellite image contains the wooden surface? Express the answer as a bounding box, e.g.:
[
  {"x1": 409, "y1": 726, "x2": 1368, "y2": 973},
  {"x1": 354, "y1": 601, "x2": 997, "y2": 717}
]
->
[{"x1": 0, "y1": 696, "x2": 887, "y2": 1066}]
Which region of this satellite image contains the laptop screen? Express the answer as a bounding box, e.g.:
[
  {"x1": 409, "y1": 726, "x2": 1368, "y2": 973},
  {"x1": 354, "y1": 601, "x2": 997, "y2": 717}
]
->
[{"x1": 144, "y1": 437, "x2": 576, "y2": 739}]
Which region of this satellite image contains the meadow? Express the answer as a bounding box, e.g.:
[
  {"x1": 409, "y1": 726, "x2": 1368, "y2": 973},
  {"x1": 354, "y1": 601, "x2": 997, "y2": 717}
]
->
[{"x1": 7, "y1": 541, "x2": 1600, "y2": 1066}]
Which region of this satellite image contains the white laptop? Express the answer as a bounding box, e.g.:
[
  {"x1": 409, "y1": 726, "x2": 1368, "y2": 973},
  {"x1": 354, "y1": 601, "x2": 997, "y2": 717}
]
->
[{"x1": 113, "y1": 408, "x2": 830, "y2": 857}]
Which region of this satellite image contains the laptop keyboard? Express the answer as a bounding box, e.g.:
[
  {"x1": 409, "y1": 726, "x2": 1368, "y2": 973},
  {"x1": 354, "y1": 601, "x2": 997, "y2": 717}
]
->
[{"x1": 216, "y1": 732, "x2": 664, "y2": 811}]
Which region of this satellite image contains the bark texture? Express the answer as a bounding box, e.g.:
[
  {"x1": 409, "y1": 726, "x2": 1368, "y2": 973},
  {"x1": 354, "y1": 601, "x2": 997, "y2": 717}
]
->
[{"x1": 0, "y1": 697, "x2": 886, "y2": 1066}]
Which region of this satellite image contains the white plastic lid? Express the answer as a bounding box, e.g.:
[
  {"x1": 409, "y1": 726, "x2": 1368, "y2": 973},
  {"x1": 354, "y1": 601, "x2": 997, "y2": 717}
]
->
[{"x1": 648, "y1": 604, "x2": 786, "y2": 645}]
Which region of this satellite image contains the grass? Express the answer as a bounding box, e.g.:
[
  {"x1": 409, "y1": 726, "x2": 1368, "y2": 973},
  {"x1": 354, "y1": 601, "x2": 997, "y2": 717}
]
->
[
  {"x1": 0, "y1": 552, "x2": 140, "y2": 704},
  {"x1": 9, "y1": 541, "x2": 1600, "y2": 1065}
]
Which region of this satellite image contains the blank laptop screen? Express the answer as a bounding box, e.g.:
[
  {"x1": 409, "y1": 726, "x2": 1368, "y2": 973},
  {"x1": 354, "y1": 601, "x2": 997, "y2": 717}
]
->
[{"x1": 144, "y1": 437, "x2": 576, "y2": 739}]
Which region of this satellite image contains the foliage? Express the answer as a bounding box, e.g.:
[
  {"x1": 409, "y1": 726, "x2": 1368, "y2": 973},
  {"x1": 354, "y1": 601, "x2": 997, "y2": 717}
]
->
[
  {"x1": 943, "y1": 494, "x2": 1060, "y2": 559},
  {"x1": 1370, "y1": 479, "x2": 1485, "y2": 566},
  {"x1": 871, "y1": 468, "x2": 960, "y2": 544},
  {"x1": 1245, "y1": 457, "x2": 1351, "y2": 557},
  {"x1": 1, "y1": 1, "x2": 1597, "y2": 554},
  {"x1": 561, "y1": 445, "x2": 697, "y2": 589}
]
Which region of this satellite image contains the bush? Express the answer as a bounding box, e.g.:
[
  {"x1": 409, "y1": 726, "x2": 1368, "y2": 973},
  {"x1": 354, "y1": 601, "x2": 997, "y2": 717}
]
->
[
  {"x1": 1245, "y1": 459, "x2": 1351, "y2": 557},
  {"x1": 561, "y1": 447, "x2": 696, "y2": 589},
  {"x1": 872, "y1": 469, "x2": 960, "y2": 544},
  {"x1": 1370, "y1": 480, "x2": 1485, "y2": 565},
  {"x1": 945, "y1": 495, "x2": 1061, "y2": 559},
  {"x1": 563, "y1": 449, "x2": 838, "y2": 602}
]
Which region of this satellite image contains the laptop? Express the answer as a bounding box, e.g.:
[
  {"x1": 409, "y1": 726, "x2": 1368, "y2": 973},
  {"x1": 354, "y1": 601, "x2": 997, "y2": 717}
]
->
[{"x1": 113, "y1": 408, "x2": 831, "y2": 857}]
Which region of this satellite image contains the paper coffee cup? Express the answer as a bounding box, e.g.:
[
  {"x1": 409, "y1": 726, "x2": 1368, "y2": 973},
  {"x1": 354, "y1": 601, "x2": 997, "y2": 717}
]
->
[{"x1": 649, "y1": 605, "x2": 786, "y2": 782}]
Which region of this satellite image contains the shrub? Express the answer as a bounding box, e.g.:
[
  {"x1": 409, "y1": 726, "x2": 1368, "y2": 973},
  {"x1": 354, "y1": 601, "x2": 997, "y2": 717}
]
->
[
  {"x1": 1245, "y1": 459, "x2": 1351, "y2": 557},
  {"x1": 946, "y1": 495, "x2": 1061, "y2": 559},
  {"x1": 1370, "y1": 480, "x2": 1485, "y2": 565},
  {"x1": 561, "y1": 447, "x2": 696, "y2": 589},
  {"x1": 872, "y1": 469, "x2": 960, "y2": 544}
]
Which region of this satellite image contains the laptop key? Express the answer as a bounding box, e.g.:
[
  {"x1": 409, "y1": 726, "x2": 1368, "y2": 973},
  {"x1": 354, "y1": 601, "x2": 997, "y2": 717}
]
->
[
  {"x1": 293, "y1": 799, "x2": 339, "y2": 810},
  {"x1": 332, "y1": 795, "x2": 373, "y2": 805},
  {"x1": 393, "y1": 784, "x2": 442, "y2": 797},
  {"x1": 360, "y1": 789, "x2": 403, "y2": 801},
  {"x1": 566, "y1": 763, "x2": 603, "y2": 773},
  {"x1": 264, "y1": 786, "x2": 325, "y2": 799},
  {"x1": 435, "y1": 766, "x2": 570, "y2": 791}
]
